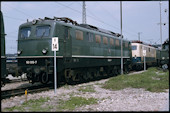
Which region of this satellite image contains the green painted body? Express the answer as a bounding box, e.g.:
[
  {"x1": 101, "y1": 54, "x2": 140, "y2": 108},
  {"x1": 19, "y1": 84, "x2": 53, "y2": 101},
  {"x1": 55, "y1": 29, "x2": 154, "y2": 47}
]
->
[
  {"x1": 156, "y1": 48, "x2": 169, "y2": 67},
  {"x1": 160, "y1": 49, "x2": 169, "y2": 66},
  {"x1": 1, "y1": 11, "x2": 6, "y2": 84},
  {"x1": 17, "y1": 18, "x2": 132, "y2": 84},
  {"x1": 18, "y1": 20, "x2": 131, "y2": 57}
]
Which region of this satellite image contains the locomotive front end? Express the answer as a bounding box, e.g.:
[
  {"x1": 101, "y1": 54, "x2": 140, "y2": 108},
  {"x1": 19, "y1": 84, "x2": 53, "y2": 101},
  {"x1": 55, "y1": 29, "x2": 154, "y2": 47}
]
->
[
  {"x1": 17, "y1": 19, "x2": 60, "y2": 84},
  {"x1": 131, "y1": 42, "x2": 143, "y2": 70}
]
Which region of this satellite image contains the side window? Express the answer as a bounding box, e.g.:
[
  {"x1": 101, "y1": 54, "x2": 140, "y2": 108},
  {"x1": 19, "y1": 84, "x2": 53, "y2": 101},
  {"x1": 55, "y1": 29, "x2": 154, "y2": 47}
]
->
[
  {"x1": 87, "y1": 32, "x2": 93, "y2": 42},
  {"x1": 115, "y1": 39, "x2": 119, "y2": 46},
  {"x1": 103, "y1": 36, "x2": 108, "y2": 45},
  {"x1": 95, "y1": 35, "x2": 101, "y2": 43},
  {"x1": 125, "y1": 42, "x2": 128, "y2": 48},
  {"x1": 110, "y1": 38, "x2": 114, "y2": 46},
  {"x1": 20, "y1": 27, "x2": 31, "y2": 39},
  {"x1": 146, "y1": 47, "x2": 148, "y2": 52},
  {"x1": 36, "y1": 26, "x2": 50, "y2": 37},
  {"x1": 76, "y1": 30, "x2": 83, "y2": 40}
]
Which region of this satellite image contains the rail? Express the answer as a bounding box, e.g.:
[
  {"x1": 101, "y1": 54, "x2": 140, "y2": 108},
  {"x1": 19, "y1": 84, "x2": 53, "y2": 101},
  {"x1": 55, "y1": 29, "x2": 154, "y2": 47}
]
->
[{"x1": 1, "y1": 83, "x2": 53, "y2": 100}]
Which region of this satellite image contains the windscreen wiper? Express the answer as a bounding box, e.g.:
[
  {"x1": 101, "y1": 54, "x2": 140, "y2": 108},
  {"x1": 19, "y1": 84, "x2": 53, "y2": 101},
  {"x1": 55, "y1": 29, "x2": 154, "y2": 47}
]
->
[{"x1": 41, "y1": 31, "x2": 46, "y2": 38}]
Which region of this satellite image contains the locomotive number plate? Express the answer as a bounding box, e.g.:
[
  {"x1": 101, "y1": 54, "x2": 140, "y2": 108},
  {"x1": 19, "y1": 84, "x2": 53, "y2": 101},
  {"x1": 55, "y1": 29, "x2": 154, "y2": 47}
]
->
[{"x1": 26, "y1": 60, "x2": 37, "y2": 64}]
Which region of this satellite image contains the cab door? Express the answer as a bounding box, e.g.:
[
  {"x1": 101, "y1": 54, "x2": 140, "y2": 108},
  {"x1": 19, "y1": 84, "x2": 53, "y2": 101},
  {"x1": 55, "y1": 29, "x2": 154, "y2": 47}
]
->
[{"x1": 63, "y1": 26, "x2": 72, "y2": 63}]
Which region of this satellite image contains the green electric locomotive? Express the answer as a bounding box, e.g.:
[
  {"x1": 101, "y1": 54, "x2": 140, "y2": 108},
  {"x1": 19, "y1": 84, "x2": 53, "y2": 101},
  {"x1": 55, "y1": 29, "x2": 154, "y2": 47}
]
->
[
  {"x1": 17, "y1": 17, "x2": 132, "y2": 84},
  {"x1": 1, "y1": 11, "x2": 7, "y2": 86},
  {"x1": 156, "y1": 40, "x2": 169, "y2": 70}
]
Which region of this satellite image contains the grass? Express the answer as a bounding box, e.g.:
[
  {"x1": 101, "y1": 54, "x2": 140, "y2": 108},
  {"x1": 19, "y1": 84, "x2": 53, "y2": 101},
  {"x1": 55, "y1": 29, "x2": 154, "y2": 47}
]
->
[
  {"x1": 3, "y1": 97, "x2": 52, "y2": 112},
  {"x1": 57, "y1": 96, "x2": 98, "y2": 111},
  {"x1": 3, "y1": 94, "x2": 98, "y2": 112},
  {"x1": 102, "y1": 67, "x2": 169, "y2": 92}
]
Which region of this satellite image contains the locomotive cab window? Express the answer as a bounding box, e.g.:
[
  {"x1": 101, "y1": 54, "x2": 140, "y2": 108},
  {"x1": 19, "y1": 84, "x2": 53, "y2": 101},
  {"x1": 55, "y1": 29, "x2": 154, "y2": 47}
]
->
[
  {"x1": 132, "y1": 45, "x2": 137, "y2": 50},
  {"x1": 20, "y1": 27, "x2": 31, "y2": 39},
  {"x1": 36, "y1": 25, "x2": 50, "y2": 37}
]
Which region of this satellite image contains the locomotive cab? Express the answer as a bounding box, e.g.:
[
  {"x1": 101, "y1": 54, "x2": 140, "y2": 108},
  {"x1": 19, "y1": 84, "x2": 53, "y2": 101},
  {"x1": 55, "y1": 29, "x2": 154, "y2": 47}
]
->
[
  {"x1": 17, "y1": 19, "x2": 59, "y2": 84},
  {"x1": 17, "y1": 18, "x2": 74, "y2": 84}
]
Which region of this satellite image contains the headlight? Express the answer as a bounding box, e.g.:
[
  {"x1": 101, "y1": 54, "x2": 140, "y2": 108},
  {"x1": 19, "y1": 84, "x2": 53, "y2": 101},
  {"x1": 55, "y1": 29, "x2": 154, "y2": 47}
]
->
[
  {"x1": 42, "y1": 49, "x2": 48, "y2": 54},
  {"x1": 17, "y1": 50, "x2": 22, "y2": 55}
]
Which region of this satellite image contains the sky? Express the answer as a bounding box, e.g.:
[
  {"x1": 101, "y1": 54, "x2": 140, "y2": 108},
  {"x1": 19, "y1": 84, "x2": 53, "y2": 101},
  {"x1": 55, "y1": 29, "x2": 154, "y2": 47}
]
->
[{"x1": 1, "y1": 1, "x2": 169, "y2": 54}]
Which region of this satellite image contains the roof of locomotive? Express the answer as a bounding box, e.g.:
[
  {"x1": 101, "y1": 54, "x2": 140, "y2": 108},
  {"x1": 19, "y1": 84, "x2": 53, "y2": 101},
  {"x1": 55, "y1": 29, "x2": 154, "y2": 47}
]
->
[
  {"x1": 19, "y1": 17, "x2": 130, "y2": 42},
  {"x1": 131, "y1": 40, "x2": 156, "y2": 49}
]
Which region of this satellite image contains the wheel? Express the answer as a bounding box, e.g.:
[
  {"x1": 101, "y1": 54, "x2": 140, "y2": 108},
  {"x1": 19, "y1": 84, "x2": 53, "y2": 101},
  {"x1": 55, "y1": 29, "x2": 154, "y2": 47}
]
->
[
  {"x1": 124, "y1": 65, "x2": 129, "y2": 74},
  {"x1": 65, "y1": 69, "x2": 71, "y2": 83},
  {"x1": 82, "y1": 71, "x2": 89, "y2": 82},
  {"x1": 41, "y1": 72, "x2": 49, "y2": 84},
  {"x1": 113, "y1": 66, "x2": 118, "y2": 76},
  {"x1": 64, "y1": 69, "x2": 75, "y2": 85},
  {"x1": 106, "y1": 66, "x2": 114, "y2": 77}
]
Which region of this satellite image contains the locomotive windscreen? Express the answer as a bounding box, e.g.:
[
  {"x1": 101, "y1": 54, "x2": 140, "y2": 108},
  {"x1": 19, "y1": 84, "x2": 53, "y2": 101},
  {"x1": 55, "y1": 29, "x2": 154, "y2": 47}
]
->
[
  {"x1": 20, "y1": 27, "x2": 31, "y2": 39},
  {"x1": 131, "y1": 45, "x2": 137, "y2": 50}
]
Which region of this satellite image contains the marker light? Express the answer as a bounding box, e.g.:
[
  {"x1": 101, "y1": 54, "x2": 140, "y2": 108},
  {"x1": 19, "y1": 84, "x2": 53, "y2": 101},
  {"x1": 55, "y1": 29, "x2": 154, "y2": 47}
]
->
[
  {"x1": 42, "y1": 49, "x2": 48, "y2": 54},
  {"x1": 17, "y1": 50, "x2": 22, "y2": 55}
]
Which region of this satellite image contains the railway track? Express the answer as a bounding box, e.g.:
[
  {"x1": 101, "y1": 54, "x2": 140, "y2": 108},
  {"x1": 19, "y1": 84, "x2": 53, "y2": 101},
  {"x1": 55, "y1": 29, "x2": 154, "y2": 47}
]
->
[
  {"x1": 1, "y1": 70, "x2": 146, "y2": 100},
  {"x1": 1, "y1": 83, "x2": 53, "y2": 100}
]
